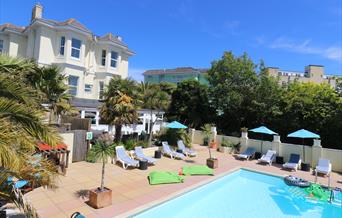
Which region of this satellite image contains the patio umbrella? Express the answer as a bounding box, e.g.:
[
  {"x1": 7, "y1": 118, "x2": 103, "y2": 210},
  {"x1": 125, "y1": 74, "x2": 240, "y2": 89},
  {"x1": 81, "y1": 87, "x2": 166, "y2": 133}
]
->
[
  {"x1": 166, "y1": 121, "x2": 187, "y2": 129},
  {"x1": 249, "y1": 126, "x2": 277, "y2": 153},
  {"x1": 287, "y1": 129, "x2": 320, "y2": 163}
]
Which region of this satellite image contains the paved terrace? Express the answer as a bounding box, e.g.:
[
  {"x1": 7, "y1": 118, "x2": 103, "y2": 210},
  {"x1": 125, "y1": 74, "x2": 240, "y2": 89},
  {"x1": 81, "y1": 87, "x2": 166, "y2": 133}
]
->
[{"x1": 25, "y1": 144, "x2": 342, "y2": 218}]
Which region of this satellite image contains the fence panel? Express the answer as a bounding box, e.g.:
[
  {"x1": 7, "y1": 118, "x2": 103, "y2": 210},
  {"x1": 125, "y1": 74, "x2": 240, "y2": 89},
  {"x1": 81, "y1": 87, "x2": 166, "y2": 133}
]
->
[{"x1": 71, "y1": 130, "x2": 88, "y2": 162}]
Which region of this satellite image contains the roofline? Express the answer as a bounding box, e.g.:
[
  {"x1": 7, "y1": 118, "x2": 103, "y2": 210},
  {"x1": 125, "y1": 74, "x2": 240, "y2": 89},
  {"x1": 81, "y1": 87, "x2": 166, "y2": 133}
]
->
[{"x1": 307, "y1": 64, "x2": 324, "y2": 67}]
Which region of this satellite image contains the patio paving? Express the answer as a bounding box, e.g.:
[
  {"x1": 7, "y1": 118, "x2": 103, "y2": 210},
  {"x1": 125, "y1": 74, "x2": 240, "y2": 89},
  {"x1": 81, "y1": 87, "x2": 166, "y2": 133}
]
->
[{"x1": 25, "y1": 144, "x2": 342, "y2": 218}]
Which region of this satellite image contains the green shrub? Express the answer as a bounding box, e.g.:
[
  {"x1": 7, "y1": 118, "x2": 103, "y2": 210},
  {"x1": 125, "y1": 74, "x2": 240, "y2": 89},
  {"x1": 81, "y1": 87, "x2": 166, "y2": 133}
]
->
[
  {"x1": 221, "y1": 138, "x2": 232, "y2": 147},
  {"x1": 86, "y1": 147, "x2": 96, "y2": 163},
  {"x1": 123, "y1": 139, "x2": 136, "y2": 151}
]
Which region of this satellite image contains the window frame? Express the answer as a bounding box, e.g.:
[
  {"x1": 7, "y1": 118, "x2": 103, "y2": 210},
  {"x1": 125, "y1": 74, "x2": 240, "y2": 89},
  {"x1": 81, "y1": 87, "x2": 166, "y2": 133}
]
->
[
  {"x1": 99, "y1": 81, "x2": 104, "y2": 99},
  {"x1": 0, "y1": 39, "x2": 3, "y2": 54},
  {"x1": 71, "y1": 38, "x2": 81, "y2": 59},
  {"x1": 101, "y1": 50, "x2": 106, "y2": 66},
  {"x1": 59, "y1": 36, "x2": 65, "y2": 56},
  {"x1": 110, "y1": 51, "x2": 118, "y2": 68},
  {"x1": 84, "y1": 84, "x2": 93, "y2": 93},
  {"x1": 68, "y1": 75, "x2": 79, "y2": 96}
]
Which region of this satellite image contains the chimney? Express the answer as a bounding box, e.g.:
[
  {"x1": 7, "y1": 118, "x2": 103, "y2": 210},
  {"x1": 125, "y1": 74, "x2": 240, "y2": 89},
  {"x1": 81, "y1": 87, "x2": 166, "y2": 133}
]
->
[{"x1": 31, "y1": 3, "x2": 43, "y2": 21}]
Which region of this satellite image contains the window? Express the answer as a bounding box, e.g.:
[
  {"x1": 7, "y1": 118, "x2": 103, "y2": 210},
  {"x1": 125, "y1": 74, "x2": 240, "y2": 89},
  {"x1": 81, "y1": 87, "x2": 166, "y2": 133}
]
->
[
  {"x1": 110, "y1": 51, "x2": 118, "y2": 68},
  {"x1": 59, "y1": 36, "x2": 65, "y2": 55},
  {"x1": 84, "y1": 84, "x2": 92, "y2": 93},
  {"x1": 68, "y1": 75, "x2": 79, "y2": 96},
  {"x1": 0, "y1": 40, "x2": 3, "y2": 54},
  {"x1": 101, "y1": 50, "x2": 106, "y2": 66},
  {"x1": 71, "y1": 38, "x2": 81, "y2": 58},
  {"x1": 99, "y1": 81, "x2": 104, "y2": 99}
]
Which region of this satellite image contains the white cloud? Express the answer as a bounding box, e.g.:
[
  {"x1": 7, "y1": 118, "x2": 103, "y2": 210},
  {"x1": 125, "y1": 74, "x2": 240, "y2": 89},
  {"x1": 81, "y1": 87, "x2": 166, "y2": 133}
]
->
[
  {"x1": 269, "y1": 37, "x2": 342, "y2": 62},
  {"x1": 128, "y1": 68, "x2": 145, "y2": 82}
]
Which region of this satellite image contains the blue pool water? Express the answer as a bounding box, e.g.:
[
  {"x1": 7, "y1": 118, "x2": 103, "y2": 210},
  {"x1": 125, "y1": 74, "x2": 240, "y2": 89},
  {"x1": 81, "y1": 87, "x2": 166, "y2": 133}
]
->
[{"x1": 134, "y1": 169, "x2": 342, "y2": 218}]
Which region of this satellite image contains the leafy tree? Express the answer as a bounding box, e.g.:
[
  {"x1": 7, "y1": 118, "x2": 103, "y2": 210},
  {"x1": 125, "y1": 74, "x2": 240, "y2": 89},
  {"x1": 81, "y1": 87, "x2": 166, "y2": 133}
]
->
[
  {"x1": 207, "y1": 51, "x2": 259, "y2": 134},
  {"x1": 167, "y1": 80, "x2": 213, "y2": 129},
  {"x1": 278, "y1": 82, "x2": 342, "y2": 148},
  {"x1": 138, "y1": 82, "x2": 170, "y2": 147},
  {"x1": 157, "y1": 82, "x2": 177, "y2": 96}
]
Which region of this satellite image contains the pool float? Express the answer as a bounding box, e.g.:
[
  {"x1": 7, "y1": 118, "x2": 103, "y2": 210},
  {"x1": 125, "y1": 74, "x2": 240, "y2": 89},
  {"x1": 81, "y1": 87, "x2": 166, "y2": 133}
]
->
[
  {"x1": 284, "y1": 175, "x2": 311, "y2": 188},
  {"x1": 304, "y1": 184, "x2": 330, "y2": 201}
]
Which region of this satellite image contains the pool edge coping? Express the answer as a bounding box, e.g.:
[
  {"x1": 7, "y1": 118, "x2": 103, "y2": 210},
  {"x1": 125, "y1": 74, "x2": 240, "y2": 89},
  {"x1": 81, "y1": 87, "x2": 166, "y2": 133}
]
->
[{"x1": 117, "y1": 166, "x2": 289, "y2": 218}]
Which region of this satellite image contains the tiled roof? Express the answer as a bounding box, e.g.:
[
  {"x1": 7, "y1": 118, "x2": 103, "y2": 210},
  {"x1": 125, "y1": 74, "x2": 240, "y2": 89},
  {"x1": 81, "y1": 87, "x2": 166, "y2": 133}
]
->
[
  {"x1": 38, "y1": 18, "x2": 91, "y2": 33},
  {"x1": 144, "y1": 67, "x2": 208, "y2": 75},
  {"x1": 97, "y1": 33, "x2": 128, "y2": 48},
  {"x1": 0, "y1": 23, "x2": 25, "y2": 32}
]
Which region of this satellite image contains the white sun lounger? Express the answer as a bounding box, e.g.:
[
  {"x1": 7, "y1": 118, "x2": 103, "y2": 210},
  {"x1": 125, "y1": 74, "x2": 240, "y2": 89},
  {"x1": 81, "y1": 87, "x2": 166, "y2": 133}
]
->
[
  {"x1": 315, "y1": 158, "x2": 332, "y2": 175},
  {"x1": 115, "y1": 146, "x2": 139, "y2": 169},
  {"x1": 162, "y1": 141, "x2": 185, "y2": 160},
  {"x1": 258, "y1": 150, "x2": 276, "y2": 166},
  {"x1": 177, "y1": 140, "x2": 197, "y2": 157},
  {"x1": 134, "y1": 146, "x2": 157, "y2": 164}
]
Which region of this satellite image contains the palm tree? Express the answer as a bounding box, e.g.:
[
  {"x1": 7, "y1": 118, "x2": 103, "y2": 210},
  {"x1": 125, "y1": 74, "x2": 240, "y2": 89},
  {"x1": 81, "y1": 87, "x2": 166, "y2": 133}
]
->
[
  {"x1": 0, "y1": 55, "x2": 61, "y2": 215},
  {"x1": 138, "y1": 82, "x2": 170, "y2": 146},
  {"x1": 91, "y1": 139, "x2": 115, "y2": 191},
  {"x1": 100, "y1": 77, "x2": 138, "y2": 141},
  {"x1": 100, "y1": 90, "x2": 138, "y2": 141},
  {"x1": 27, "y1": 65, "x2": 76, "y2": 123}
]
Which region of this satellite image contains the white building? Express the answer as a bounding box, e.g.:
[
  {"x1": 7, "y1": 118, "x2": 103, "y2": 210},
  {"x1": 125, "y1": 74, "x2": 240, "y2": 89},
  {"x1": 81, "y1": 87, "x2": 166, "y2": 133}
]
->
[
  {"x1": 0, "y1": 4, "x2": 134, "y2": 125},
  {"x1": 93, "y1": 109, "x2": 165, "y2": 135}
]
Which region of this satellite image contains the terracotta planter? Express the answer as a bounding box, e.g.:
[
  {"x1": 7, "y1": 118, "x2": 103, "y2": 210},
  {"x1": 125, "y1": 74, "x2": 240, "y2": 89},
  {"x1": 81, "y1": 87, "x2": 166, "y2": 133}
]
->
[
  {"x1": 210, "y1": 142, "x2": 217, "y2": 149},
  {"x1": 89, "y1": 187, "x2": 112, "y2": 209},
  {"x1": 207, "y1": 158, "x2": 218, "y2": 169}
]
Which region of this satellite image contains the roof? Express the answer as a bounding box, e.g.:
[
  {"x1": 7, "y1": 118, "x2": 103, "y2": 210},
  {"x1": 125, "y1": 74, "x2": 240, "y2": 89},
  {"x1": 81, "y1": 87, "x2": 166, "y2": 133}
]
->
[
  {"x1": 38, "y1": 18, "x2": 91, "y2": 33},
  {"x1": 0, "y1": 19, "x2": 132, "y2": 53},
  {"x1": 71, "y1": 97, "x2": 101, "y2": 109},
  {"x1": 38, "y1": 143, "x2": 67, "y2": 151},
  {"x1": 0, "y1": 23, "x2": 25, "y2": 32},
  {"x1": 144, "y1": 67, "x2": 208, "y2": 75}
]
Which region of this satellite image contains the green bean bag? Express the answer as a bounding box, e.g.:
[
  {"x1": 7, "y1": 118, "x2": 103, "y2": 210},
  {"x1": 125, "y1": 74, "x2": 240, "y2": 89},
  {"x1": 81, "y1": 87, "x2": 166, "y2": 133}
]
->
[
  {"x1": 182, "y1": 165, "x2": 214, "y2": 176},
  {"x1": 148, "y1": 171, "x2": 184, "y2": 185}
]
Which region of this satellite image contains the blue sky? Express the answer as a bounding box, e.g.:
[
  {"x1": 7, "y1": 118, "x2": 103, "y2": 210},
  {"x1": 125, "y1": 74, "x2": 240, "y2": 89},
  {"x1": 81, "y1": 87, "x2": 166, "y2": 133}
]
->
[{"x1": 1, "y1": 0, "x2": 341, "y2": 80}]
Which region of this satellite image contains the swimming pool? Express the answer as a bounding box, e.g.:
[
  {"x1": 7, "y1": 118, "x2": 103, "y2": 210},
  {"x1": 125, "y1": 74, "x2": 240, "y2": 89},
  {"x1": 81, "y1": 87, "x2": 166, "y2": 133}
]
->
[{"x1": 134, "y1": 169, "x2": 341, "y2": 218}]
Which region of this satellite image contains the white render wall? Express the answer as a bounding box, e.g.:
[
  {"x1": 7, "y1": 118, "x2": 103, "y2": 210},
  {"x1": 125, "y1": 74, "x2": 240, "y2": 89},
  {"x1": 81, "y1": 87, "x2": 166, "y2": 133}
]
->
[
  {"x1": 191, "y1": 129, "x2": 342, "y2": 172},
  {"x1": 0, "y1": 22, "x2": 132, "y2": 100}
]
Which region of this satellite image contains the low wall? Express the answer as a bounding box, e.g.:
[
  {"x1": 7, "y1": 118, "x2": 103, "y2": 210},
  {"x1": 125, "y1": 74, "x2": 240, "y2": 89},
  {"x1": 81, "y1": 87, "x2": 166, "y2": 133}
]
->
[
  {"x1": 60, "y1": 132, "x2": 74, "y2": 165},
  {"x1": 191, "y1": 129, "x2": 342, "y2": 172}
]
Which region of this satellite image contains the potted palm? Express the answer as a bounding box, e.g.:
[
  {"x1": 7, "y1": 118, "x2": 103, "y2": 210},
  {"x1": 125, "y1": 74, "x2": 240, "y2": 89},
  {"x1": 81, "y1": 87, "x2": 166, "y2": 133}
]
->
[
  {"x1": 88, "y1": 139, "x2": 115, "y2": 209},
  {"x1": 202, "y1": 124, "x2": 218, "y2": 168}
]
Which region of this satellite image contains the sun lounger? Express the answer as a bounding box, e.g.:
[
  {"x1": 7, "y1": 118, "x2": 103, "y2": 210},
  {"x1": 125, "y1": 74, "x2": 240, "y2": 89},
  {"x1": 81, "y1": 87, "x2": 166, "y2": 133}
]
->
[
  {"x1": 315, "y1": 158, "x2": 332, "y2": 175},
  {"x1": 134, "y1": 146, "x2": 157, "y2": 164},
  {"x1": 162, "y1": 142, "x2": 185, "y2": 159},
  {"x1": 177, "y1": 140, "x2": 197, "y2": 157},
  {"x1": 283, "y1": 154, "x2": 301, "y2": 171},
  {"x1": 148, "y1": 171, "x2": 184, "y2": 185},
  {"x1": 258, "y1": 150, "x2": 276, "y2": 166},
  {"x1": 237, "y1": 147, "x2": 256, "y2": 160},
  {"x1": 115, "y1": 146, "x2": 139, "y2": 169}
]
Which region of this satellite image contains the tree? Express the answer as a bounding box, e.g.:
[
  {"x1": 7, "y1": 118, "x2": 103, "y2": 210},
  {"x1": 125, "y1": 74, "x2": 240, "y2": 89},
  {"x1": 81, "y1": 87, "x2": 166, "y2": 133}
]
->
[
  {"x1": 0, "y1": 55, "x2": 61, "y2": 216},
  {"x1": 100, "y1": 77, "x2": 138, "y2": 141},
  {"x1": 207, "y1": 51, "x2": 259, "y2": 134},
  {"x1": 138, "y1": 82, "x2": 170, "y2": 147},
  {"x1": 278, "y1": 82, "x2": 342, "y2": 148},
  {"x1": 91, "y1": 139, "x2": 115, "y2": 191},
  {"x1": 27, "y1": 65, "x2": 75, "y2": 123},
  {"x1": 167, "y1": 80, "x2": 213, "y2": 129}
]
